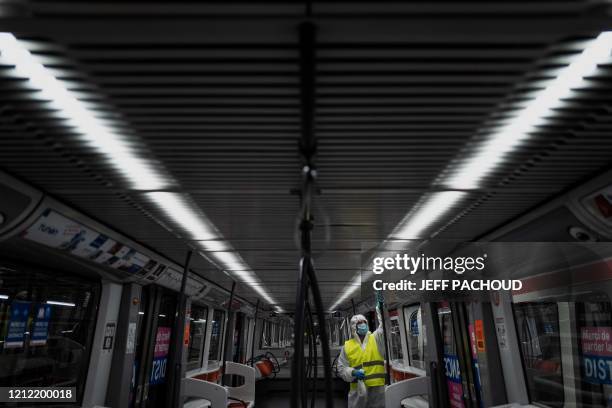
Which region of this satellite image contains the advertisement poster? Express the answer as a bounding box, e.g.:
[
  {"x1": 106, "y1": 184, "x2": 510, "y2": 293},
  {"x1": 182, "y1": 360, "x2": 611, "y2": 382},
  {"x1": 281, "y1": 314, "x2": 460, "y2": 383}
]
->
[
  {"x1": 469, "y1": 324, "x2": 483, "y2": 408},
  {"x1": 443, "y1": 354, "x2": 465, "y2": 408},
  {"x1": 23, "y1": 209, "x2": 154, "y2": 276},
  {"x1": 22, "y1": 209, "x2": 85, "y2": 249},
  {"x1": 30, "y1": 304, "x2": 52, "y2": 346},
  {"x1": 150, "y1": 326, "x2": 172, "y2": 385},
  {"x1": 5, "y1": 301, "x2": 30, "y2": 349},
  {"x1": 581, "y1": 326, "x2": 612, "y2": 384}
]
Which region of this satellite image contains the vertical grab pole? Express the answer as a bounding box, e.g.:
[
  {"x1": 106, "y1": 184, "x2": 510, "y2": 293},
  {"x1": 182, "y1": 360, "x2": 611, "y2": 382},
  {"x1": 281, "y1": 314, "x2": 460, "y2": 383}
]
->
[
  {"x1": 250, "y1": 299, "x2": 260, "y2": 366},
  {"x1": 291, "y1": 259, "x2": 309, "y2": 408},
  {"x1": 221, "y1": 280, "x2": 237, "y2": 386},
  {"x1": 292, "y1": 16, "x2": 333, "y2": 408},
  {"x1": 376, "y1": 291, "x2": 392, "y2": 385},
  {"x1": 305, "y1": 259, "x2": 333, "y2": 408},
  {"x1": 169, "y1": 250, "x2": 192, "y2": 407}
]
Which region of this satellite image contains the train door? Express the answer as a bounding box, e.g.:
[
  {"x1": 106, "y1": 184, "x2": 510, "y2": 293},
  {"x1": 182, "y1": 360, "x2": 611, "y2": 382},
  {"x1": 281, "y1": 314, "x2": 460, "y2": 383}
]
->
[
  {"x1": 437, "y1": 301, "x2": 480, "y2": 408},
  {"x1": 233, "y1": 312, "x2": 244, "y2": 363},
  {"x1": 463, "y1": 301, "x2": 506, "y2": 407},
  {"x1": 131, "y1": 285, "x2": 178, "y2": 408},
  {"x1": 437, "y1": 300, "x2": 507, "y2": 408}
]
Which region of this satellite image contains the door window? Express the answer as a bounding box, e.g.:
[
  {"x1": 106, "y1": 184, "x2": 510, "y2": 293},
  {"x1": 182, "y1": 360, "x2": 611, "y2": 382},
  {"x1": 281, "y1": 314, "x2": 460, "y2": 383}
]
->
[
  {"x1": 389, "y1": 310, "x2": 404, "y2": 363},
  {"x1": 207, "y1": 309, "x2": 225, "y2": 367},
  {"x1": 514, "y1": 303, "x2": 563, "y2": 408},
  {"x1": 403, "y1": 304, "x2": 427, "y2": 369},
  {"x1": 0, "y1": 263, "x2": 99, "y2": 404},
  {"x1": 438, "y1": 302, "x2": 465, "y2": 408},
  {"x1": 146, "y1": 291, "x2": 177, "y2": 408},
  {"x1": 187, "y1": 304, "x2": 208, "y2": 371}
]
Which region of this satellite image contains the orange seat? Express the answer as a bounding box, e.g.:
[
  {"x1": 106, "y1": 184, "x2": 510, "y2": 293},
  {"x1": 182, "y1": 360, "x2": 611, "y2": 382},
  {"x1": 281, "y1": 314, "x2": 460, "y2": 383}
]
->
[{"x1": 256, "y1": 359, "x2": 274, "y2": 377}]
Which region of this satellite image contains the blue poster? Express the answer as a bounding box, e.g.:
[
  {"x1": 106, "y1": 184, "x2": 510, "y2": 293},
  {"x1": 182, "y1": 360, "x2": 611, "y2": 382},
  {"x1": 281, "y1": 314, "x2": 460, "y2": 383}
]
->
[
  {"x1": 150, "y1": 356, "x2": 168, "y2": 385},
  {"x1": 30, "y1": 304, "x2": 52, "y2": 346},
  {"x1": 443, "y1": 354, "x2": 462, "y2": 384},
  {"x1": 583, "y1": 355, "x2": 612, "y2": 385},
  {"x1": 5, "y1": 301, "x2": 30, "y2": 348},
  {"x1": 410, "y1": 316, "x2": 419, "y2": 336}
]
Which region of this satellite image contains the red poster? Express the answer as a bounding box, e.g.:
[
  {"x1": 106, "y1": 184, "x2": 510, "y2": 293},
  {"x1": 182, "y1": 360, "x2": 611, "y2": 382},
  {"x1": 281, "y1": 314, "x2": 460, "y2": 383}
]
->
[{"x1": 154, "y1": 326, "x2": 171, "y2": 358}]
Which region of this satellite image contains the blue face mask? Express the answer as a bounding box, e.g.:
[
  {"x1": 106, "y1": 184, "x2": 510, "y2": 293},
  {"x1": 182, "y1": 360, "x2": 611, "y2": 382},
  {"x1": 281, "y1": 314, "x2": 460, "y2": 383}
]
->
[{"x1": 356, "y1": 323, "x2": 368, "y2": 336}]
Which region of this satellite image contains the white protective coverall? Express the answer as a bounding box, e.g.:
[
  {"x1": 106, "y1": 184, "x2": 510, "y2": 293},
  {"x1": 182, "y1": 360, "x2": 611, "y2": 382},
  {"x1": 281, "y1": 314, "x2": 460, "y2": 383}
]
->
[{"x1": 337, "y1": 306, "x2": 386, "y2": 408}]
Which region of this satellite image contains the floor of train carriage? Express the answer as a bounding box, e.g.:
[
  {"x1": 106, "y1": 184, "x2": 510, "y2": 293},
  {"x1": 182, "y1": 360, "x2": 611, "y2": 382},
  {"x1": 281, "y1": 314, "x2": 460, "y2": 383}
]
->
[
  {"x1": 256, "y1": 384, "x2": 349, "y2": 408},
  {"x1": 256, "y1": 365, "x2": 349, "y2": 407},
  {"x1": 258, "y1": 395, "x2": 348, "y2": 408}
]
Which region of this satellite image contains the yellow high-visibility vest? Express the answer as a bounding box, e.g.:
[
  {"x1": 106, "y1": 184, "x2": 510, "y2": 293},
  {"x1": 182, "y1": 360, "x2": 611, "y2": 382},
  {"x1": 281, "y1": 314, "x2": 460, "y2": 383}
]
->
[{"x1": 344, "y1": 334, "x2": 386, "y2": 390}]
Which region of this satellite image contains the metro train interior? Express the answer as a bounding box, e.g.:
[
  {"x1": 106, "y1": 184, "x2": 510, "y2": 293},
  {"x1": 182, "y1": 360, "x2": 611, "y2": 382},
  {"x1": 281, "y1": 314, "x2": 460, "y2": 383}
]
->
[{"x1": 1, "y1": 1, "x2": 612, "y2": 408}]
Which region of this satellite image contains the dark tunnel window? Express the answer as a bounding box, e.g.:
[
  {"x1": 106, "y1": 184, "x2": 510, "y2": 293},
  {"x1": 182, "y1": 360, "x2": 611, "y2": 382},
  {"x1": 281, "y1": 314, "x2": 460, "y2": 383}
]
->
[
  {"x1": 514, "y1": 303, "x2": 564, "y2": 408},
  {"x1": 187, "y1": 304, "x2": 208, "y2": 371},
  {"x1": 0, "y1": 262, "x2": 100, "y2": 404}
]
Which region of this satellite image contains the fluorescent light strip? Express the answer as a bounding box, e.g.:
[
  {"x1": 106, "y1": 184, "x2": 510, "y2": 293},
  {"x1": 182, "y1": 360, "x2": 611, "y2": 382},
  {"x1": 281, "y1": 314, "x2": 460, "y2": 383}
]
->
[
  {"x1": 331, "y1": 32, "x2": 612, "y2": 311},
  {"x1": 0, "y1": 33, "x2": 281, "y2": 309},
  {"x1": 148, "y1": 194, "x2": 281, "y2": 307},
  {"x1": 0, "y1": 294, "x2": 9, "y2": 300},
  {"x1": 391, "y1": 191, "x2": 467, "y2": 240},
  {"x1": 46, "y1": 300, "x2": 76, "y2": 307},
  {"x1": 0, "y1": 33, "x2": 167, "y2": 191},
  {"x1": 446, "y1": 32, "x2": 612, "y2": 190},
  {"x1": 147, "y1": 192, "x2": 218, "y2": 241}
]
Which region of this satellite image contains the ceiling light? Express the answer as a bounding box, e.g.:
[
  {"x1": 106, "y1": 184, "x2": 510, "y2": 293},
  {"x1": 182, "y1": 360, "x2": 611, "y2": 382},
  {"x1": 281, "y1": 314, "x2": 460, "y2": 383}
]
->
[
  {"x1": 0, "y1": 33, "x2": 168, "y2": 191},
  {"x1": 46, "y1": 300, "x2": 76, "y2": 307},
  {"x1": 147, "y1": 192, "x2": 218, "y2": 240},
  {"x1": 0, "y1": 294, "x2": 9, "y2": 300},
  {"x1": 446, "y1": 32, "x2": 612, "y2": 189},
  {"x1": 391, "y1": 192, "x2": 467, "y2": 240}
]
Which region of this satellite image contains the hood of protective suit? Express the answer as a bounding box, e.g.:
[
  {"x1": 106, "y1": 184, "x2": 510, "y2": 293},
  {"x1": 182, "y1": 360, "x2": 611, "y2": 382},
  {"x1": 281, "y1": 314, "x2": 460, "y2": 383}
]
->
[{"x1": 350, "y1": 314, "x2": 368, "y2": 337}]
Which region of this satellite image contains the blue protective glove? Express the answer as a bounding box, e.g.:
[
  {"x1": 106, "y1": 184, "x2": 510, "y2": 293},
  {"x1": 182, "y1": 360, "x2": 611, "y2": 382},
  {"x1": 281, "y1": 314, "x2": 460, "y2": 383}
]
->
[
  {"x1": 352, "y1": 368, "x2": 366, "y2": 380},
  {"x1": 375, "y1": 291, "x2": 385, "y2": 307}
]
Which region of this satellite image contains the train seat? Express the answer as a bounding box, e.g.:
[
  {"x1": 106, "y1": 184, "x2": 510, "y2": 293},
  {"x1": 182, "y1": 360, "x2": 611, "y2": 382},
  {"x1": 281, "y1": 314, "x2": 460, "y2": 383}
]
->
[
  {"x1": 225, "y1": 362, "x2": 256, "y2": 407},
  {"x1": 183, "y1": 362, "x2": 256, "y2": 408},
  {"x1": 401, "y1": 396, "x2": 429, "y2": 408},
  {"x1": 385, "y1": 376, "x2": 429, "y2": 408}
]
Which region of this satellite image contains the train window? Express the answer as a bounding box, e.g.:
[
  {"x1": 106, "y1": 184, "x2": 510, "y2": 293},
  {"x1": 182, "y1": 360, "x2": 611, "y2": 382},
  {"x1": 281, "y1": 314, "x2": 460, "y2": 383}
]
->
[
  {"x1": 514, "y1": 299, "x2": 612, "y2": 408},
  {"x1": 0, "y1": 264, "x2": 99, "y2": 404},
  {"x1": 328, "y1": 319, "x2": 341, "y2": 347},
  {"x1": 514, "y1": 303, "x2": 563, "y2": 408},
  {"x1": 437, "y1": 302, "x2": 464, "y2": 407},
  {"x1": 187, "y1": 304, "x2": 208, "y2": 371},
  {"x1": 260, "y1": 320, "x2": 270, "y2": 348},
  {"x1": 389, "y1": 310, "x2": 404, "y2": 363},
  {"x1": 238, "y1": 316, "x2": 251, "y2": 363},
  {"x1": 272, "y1": 322, "x2": 279, "y2": 348},
  {"x1": 403, "y1": 304, "x2": 427, "y2": 369},
  {"x1": 577, "y1": 301, "x2": 612, "y2": 407},
  {"x1": 342, "y1": 318, "x2": 350, "y2": 342},
  {"x1": 207, "y1": 309, "x2": 225, "y2": 367},
  {"x1": 261, "y1": 320, "x2": 280, "y2": 349},
  {"x1": 279, "y1": 323, "x2": 287, "y2": 347}
]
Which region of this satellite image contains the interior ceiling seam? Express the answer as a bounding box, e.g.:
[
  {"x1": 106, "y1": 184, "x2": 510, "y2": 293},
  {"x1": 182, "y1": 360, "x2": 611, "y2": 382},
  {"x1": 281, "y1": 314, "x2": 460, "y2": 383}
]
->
[
  {"x1": 329, "y1": 31, "x2": 612, "y2": 311},
  {"x1": 0, "y1": 32, "x2": 283, "y2": 311}
]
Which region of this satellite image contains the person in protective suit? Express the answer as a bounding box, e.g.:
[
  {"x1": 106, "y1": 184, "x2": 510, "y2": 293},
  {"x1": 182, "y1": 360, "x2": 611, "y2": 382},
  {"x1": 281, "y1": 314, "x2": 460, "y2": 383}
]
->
[{"x1": 337, "y1": 302, "x2": 386, "y2": 408}]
